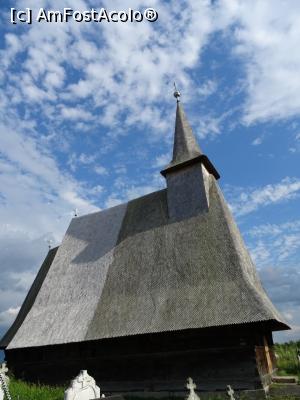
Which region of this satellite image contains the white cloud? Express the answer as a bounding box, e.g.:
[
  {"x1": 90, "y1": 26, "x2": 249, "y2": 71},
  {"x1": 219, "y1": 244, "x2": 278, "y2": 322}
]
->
[
  {"x1": 152, "y1": 153, "x2": 171, "y2": 169},
  {"x1": 197, "y1": 80, "x2": 217, "y2": 97},
  {"x1": 227, "y1": 177, "x2": 300, "y2": 217},
  {"x1": 248, "y1": 220, "x2": 300, "y2": 237},
  {"x1": 0, "y1": 0, "x2": 230, "y2": 143},
  {"x1": 274, "y1": 305, "x2": 300, "y2": 343},
  {"x1": 60, "y1": 106, "x2": 94, "y2": 121},
  {"x1": 0, "y1": 115, "x2": 99, "y2": 321},
  {"x1": 0, "y1": 123, "x2": 98, "y2": 238},
  {"x1": 2, "y1": 34, "x2": 22, "y2": 69},
  {"x1": 125, "y1": 185, "x2": 160, "y2": 201},
  {"x1": 78, "y1": 153, "x2": 96, "y2": 164},
  {"x1": 0, "y1": 307, "x2": 21, "y2": 328},
  {"x1": 3, "y1": 1, "x2": 300, "y2": 143},
  {"x1": 194, "y1": 109, "x2": 236, "y2": 139},
  {"x1": 1, "y1": 0, "x2": 299, "y2": 135},
  {"x1": 252, "y1": 136, "x2": 263, "y2": 146},
  {"x1": 246, "y1": 220, "x2": 300, "y2": 267},
  {"x1": 114, "y1": 164, "x2": 127, "y2": 175},
  {"x1": 249, "y1": 240, "x2": 271, "y2": 266},
  {"x1": 104, "y1": 173, "x2": 164, "y2": 208},
  {"x1": 259, "y1": 266, "x2": 300, "y2": 307},
  {"x1": 198, "y1": 116, "x2": 221, "y2": 138},
  {"x1": 68, "y1": 153, "x2": 99, "y2": 172},
  {"x1": 218, "y1": 1, "x2": 300, "y2": 124},
  {"x1": 105, "y1": 196, "x2": 123, "y2": 208},
  {"x1": 88, "y1": 185, "x2": 104, "y2": 195},
  {"x1": 258, "y1": 267, "x2": 300, "y2": 342},
  {"x1": 94, "y1": 165, "x2": 108, "y2": 176},
  {"x1": 282, "y1": 312, "x2": 293, "y2": 322},
  {"x1": 289, "y1": 132, "x2": 300, "y2": 153}
]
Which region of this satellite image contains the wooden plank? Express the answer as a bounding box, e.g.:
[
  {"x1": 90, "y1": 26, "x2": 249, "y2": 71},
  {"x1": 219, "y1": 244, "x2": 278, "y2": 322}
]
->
[{"x1": 263, "y1": 336, "x2": 273, "y2": 374}]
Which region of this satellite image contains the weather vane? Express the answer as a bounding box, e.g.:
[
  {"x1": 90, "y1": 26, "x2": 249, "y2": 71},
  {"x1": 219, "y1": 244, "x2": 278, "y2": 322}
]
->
[{"x1": 173, "y1": 82, "x2": 181, "y2": 102}]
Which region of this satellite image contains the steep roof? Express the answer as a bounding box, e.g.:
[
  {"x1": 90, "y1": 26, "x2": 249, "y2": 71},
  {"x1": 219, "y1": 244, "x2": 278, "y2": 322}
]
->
[
  {"x1": 1, "y1": 99, "x2": 288, "y2": 350},
  {"x1": 2, "y1": 176, "x2": 288, "y2": 350},
  {"x1": 0, "y1": 247, "x2": 58, "y2": 349}
]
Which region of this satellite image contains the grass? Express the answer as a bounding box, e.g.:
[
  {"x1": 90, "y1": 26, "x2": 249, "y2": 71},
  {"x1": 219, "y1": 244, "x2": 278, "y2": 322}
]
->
[
  {"x1": 274, "y1": 340, "x2": 300, "y2": 379},
  {"x1": 9, "y1": 377, "x2": 64, "y2": 400},
  {"x1": 269, "y1": 398, "x2": 299, "y2": 400}
]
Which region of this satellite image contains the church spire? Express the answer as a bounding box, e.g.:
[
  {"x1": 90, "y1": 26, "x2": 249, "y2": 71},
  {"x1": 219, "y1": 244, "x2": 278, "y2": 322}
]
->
[
  {"x1": 161, "y1": 89, "x2": 220, "y2": 221},
  {"x1": 162, "y1": 101, "x2": 203, "y2": 173},
  {"x1": 161, "y1": 92, "x2": 220, "y2": 180}
]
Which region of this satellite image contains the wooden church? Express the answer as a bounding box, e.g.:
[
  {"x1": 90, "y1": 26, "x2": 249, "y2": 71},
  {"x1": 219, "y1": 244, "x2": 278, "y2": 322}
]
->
[{"x1": 0, "y1": 92, "x2": 289, "y2": 394}]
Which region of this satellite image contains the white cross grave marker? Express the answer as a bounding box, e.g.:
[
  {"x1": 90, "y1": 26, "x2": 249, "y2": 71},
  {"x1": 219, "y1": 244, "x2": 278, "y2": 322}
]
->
[
  {"x1": 64, "y1": 370, "x2": 101, "y2": 400},
  {"x1": 0, "y1": 365, "x2": 8, "y2": 375},
  {"x1": 186, "y1": 377, "x2": 200, "y2": 400},
  {"x1": 227, "y1": 385, "x2": 235, "y2": 400},
  {"x1": 0, "y1": 363, "x2": 11, "y2": 400}
]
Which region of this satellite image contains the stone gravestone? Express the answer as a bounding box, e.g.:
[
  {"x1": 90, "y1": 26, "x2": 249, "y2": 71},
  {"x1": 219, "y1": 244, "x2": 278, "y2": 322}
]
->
[
  {"x1": 186, "y1": 377, "x2": 200, "y2": 400},
  {"x1": 227, "y1": 385, "x2": 235, "y2": 400},
  {"x1": 0, "y1": 363, "x2": 11, "y2": 400},
  {"x1": 64, "y1": 370, "x2": 101, "y2": 400}
]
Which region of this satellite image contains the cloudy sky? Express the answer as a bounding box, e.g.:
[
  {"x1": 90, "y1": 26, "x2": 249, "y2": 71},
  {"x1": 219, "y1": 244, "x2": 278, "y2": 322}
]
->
[{"x1": 0, "y1": 0, "x2": 300, "y2": 353}]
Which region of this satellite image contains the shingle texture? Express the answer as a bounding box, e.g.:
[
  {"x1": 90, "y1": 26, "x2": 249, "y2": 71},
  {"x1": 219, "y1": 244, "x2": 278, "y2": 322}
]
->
[
  {"x1": 2, "y1": 176, "x2": 287, "y2": 350},
  {"x1": 167, "y1": 102, "x2": 202, "y2": 168},
  {"x1": 160, "y1": 103, "x2": 220, "y2": 179}
]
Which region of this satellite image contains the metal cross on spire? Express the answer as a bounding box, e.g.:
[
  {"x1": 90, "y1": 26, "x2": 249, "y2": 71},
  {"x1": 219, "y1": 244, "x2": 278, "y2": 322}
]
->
[{"x1": 173, "y1": 82, "x2": 181, "y2": 102}]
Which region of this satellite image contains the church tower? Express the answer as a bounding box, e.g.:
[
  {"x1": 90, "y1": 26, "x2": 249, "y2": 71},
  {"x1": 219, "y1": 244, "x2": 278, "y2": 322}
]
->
[{"x1": 161, "y1": 90, "x2": 219, "y2": 220}]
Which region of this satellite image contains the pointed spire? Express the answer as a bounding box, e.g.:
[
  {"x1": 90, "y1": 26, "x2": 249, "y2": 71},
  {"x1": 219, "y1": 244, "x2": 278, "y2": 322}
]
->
[
  {"x1": 161, "y1": 95, "x2": 220, "y2": 180},
  {"x1": 169, "y1": 101, "x2": 203, "y2": 167}
]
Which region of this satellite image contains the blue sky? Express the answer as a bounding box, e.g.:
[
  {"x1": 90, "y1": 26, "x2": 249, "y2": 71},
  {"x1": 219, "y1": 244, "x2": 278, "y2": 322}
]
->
[{"x1": 0, "y1": 0, "x2": 300, "y2": 352}]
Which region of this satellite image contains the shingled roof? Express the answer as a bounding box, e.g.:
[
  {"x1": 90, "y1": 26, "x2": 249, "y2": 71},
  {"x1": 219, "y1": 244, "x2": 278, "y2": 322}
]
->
[{"x1": 0, "y1": 101, "x2": 288, "y2": 350}]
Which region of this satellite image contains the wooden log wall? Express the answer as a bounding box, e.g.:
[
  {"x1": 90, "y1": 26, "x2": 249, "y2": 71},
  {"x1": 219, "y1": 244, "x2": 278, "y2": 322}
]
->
[{"x1": 5, "y1": 324, "x2": 276, "y2": 393}]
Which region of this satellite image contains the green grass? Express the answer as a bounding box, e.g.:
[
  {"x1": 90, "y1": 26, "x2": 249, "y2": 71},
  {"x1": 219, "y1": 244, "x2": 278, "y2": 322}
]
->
[
  {"x1": 269, "y1": 397, "x2": 299, "y2": 400},
  {"x1": 9, "y1": 377, "x2": 64, "y2": 400},
  {"x1": 274, "y1": 340, "x2": 300, "y2": 379}
]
